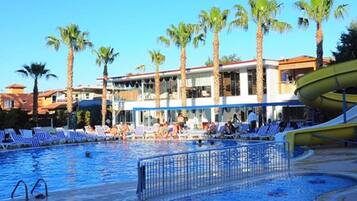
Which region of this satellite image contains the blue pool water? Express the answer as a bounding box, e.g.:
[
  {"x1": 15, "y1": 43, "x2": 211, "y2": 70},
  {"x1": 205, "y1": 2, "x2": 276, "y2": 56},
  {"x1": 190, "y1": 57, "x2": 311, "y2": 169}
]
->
[
  {"x1": 174, "y1": 173, "x2": 356, "y2": 201},
  {"x1": 0, "y1": 140, "x2": 242, "y2": 200}
]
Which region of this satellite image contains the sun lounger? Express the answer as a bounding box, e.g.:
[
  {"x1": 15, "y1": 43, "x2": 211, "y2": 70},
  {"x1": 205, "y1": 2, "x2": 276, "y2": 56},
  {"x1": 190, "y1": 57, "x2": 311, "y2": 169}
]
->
[
  {"x1": 189, "y1": 129, "x2": 207, "y2": 139},
  {"x1": 132, "y1": 125, "x2": 145, "y2": 139},
  {"x1": 5, "y1": 128, "x2": 33, "y2": 147},
  {"x1": 0, "y1": 130, "x2": 14, "y2": 149},
  {"x1": 95, "y1": 125, "x2": 113, "y2": 139},
  {"x1": 144, "y1": 124, "x2": 160, "y2": 139},
  {"x1": 259, "y1": 124, "x2": 279, "y2": 140},
  {"x1": 33, "y1": 127, "x2": 58, "y2": 145},
  {"x1": 240, "y1": 125, "x2": 269, "y2": 139}
]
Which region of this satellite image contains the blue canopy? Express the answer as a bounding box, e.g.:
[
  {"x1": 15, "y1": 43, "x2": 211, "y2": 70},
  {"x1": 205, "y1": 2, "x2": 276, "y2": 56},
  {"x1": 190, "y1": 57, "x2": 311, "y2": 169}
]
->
[{"x1": 133, "y1": 100, "x2": 304, "y2": 111}]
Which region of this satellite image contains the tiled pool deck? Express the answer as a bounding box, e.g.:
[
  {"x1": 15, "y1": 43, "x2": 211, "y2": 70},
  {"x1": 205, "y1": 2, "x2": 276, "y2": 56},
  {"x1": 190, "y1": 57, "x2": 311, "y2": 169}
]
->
[{"x1": 9, "y1": 146, "x2": 357, "y2": 201}]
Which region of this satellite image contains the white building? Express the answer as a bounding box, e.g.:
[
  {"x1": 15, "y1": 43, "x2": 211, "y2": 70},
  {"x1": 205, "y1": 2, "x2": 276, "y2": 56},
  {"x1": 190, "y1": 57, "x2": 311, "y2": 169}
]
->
[{"x1": 108, "y1": 57, "x2": 315, "y2": 127}]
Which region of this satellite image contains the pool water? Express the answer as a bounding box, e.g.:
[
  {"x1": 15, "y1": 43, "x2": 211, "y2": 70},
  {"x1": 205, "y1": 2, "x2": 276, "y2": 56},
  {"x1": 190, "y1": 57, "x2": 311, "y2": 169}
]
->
[
  {"x1": 174, "y1": 173, "x2": 356, "y2": 201},
  {"x1": 0, "y1": 140, "x2": 242, "y2": 200}
]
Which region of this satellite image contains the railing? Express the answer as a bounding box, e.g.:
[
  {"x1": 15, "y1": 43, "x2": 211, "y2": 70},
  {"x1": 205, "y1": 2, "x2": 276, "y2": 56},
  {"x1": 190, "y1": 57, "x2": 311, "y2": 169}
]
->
[
  {"x1": 137, "y1": 141, "x2": 290, "y2": 200},
  {"x1": 31, "y1": 178, "x2": 48, "y2": 198},
  {"x1": 11, "y1": 180, "x2": 29, "y2": 200}
]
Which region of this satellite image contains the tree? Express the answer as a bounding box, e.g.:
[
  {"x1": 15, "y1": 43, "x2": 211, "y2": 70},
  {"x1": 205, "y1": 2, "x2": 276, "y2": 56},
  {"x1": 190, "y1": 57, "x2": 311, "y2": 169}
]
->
[
  {"x1": 247, "y1": 0, "x2": 291, "y2": 124},
  {"x1": 332, "y1": 20, "x2": 357, "y2": 63},
  {"x1": 93, "y1": 46, "x2": 119, "y2": 126},
  {"x1": 46, "y1": 24, "x2": 92, "y2": 128},
  {"x1": 149, "y1": 50, "x2": 165, "y2": 121},
  {"x1": 199, "y1": 7, "x2": 234, "y2": 119},
  {"x1": 205, "y1": 54, "x2": 241, "y2": 66},
  {"x1": 16, "y1": 63, "x2": 57, "y2": 125},
  {"x1": 158, "y1": 22, "x2": 204, "y2": 116},
  {"x1": 295, "y1": 0, "x2": 348, "y2": 68}
]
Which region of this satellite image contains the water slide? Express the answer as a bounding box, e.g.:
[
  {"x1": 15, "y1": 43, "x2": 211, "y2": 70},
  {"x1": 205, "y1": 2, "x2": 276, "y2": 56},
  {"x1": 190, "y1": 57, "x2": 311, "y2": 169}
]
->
[{"x1": 281, "y1": 60, "x2": 357, "y2": 151}]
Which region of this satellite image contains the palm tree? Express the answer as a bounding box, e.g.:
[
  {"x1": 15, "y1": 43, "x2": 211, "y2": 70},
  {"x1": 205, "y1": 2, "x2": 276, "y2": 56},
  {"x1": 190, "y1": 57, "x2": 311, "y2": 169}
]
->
[
  {"x1": 295, "y1": 0, "x2": 348, "y2": 69},
  {"x1": 198, "y1": 7, "x2": 230, "y2": 118},
  {"x1": 158, "y1": 22, "x2": 204, "y2": 116},
  {"x1": 149, "y1": 50, "x2": 166, "y2": 121},
  {"x1": 93, "y1": 46, "x2": 119, "y2": 126},
  {"x1": 16, "y1": 63, "x2": 57, "y2": 125},
  {"x1": 46, "y1": 24, "x2": 92, "y2": 128},
  {"x1": 247, "y1": 0, "x2": 291, "y2": 123}
]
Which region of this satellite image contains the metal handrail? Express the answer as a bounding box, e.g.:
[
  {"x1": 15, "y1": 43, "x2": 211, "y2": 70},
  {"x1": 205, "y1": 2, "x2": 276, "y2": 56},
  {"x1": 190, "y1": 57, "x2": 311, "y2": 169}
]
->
[
  {"x1": 137, "y1": 141, "x2": 290, "y2": 200},
  {"x1": 30, "y1": 178, "x2": 48, "y2": 197},
  {"x1": 11, "y1": 180, "x2": 29, "y2": 200},
  {"x1": 138, "y1": 141, "x2": 279, "y2": 161}
]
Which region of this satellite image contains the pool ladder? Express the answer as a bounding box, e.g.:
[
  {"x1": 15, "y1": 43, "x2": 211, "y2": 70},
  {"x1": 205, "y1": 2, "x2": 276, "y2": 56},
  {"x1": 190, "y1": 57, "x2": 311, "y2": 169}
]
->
[{"x1": 11, "y1": 178, "x2": 48, "y2": 200}]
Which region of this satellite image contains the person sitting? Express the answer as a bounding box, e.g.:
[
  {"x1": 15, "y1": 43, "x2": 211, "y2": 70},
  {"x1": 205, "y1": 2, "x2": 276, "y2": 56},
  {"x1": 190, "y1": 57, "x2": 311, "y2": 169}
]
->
[
  {"x1": 232, "y1": 113, "x2": 241, "y2": 130},
  {"x1": 224, "y1": 121, "x2": 235, "y2": 135},
  {"x1": 121, "y1": 123, "x2": 130, "y2": 140},
  {"x1": 161, "y1": 122, "x2": 170, "y2": 139},
  {"x1": 172, "y1": 123, "x2": 180, "y2": 139},
  {"x1": 207, "y1": 121, "x2": 217, "y2": 135},
  {"x1": 109, "y1": 126, "x2": 118, "y2": 137},
  {"x1": 177, "y1": 113, "x2": 185, "y2": 132}
]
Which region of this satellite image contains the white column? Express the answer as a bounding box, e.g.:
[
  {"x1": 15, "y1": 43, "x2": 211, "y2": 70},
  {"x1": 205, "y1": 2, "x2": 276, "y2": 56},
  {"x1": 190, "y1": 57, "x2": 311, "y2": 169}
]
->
[
  {"x1": 141, "y1": 81, "x2": 145, "y2": 100},
  {"x1": 135, "y1": 110, "x2": 140, "y2": 126},
  {"x1": 177, "y1": 78, "x2": 180, "y2": 100},
  {"x1": 164, "y1": 110, "x2": 168, "y2": 122},
  {"x1": 210, "y1": 75, "x2": 216, "y2": 122},
  {"x1": 240, "y1": 68, "x2": 248, "y2": 96}
]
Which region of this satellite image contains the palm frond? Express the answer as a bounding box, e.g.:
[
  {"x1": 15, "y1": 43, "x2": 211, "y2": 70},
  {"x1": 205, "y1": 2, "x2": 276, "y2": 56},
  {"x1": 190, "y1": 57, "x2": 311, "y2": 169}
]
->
[
  {"x1": 334, "y1": 4, "x2": 348, "y2": 19},
  {"x1": 270, "y1": 19, "x2": 292, "y2": 33},
  {"x1": 16, "y1": 69, "x2": 29, "y2": 77},
  {"x1": 157, "y1": 36, "x2": 170, "y2": 47},
  {"x1": 229, "y1": 4, "x2": 249, "y2": 32},
  {"x1": 46, "y1": 36, "x2": 60, "y2": 50},
  {"x1": 298, "y1": 17, "x2": 309, "y2": 28},
  {"x1": 135, "y1": 64, "x2": 146, "y2": 72},
  {"x1": 45, "y1": 73, "x2": 58, "y2": 80}
]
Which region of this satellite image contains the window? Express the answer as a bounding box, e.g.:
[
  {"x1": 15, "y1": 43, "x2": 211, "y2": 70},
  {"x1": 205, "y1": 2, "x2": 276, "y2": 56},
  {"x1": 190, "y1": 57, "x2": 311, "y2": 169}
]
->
[
  {"x1": 86, "y1": 93, "x2": 90, "y2": 99},
  {"x1": 248, "y1": 69, "x2": 266, "y2": 95},
  {"x1": 219, "y1": 72, "x2": 240, "y2": 96},
  {"x1": 52, "y1": 95, "x2": 57, "y2": 103},
  {"x1": 4, "y1": 99, "x2": 14, "y2": 109},
  {"x1": 187, "y1": 86, "x2": 211, "y2": 98}
]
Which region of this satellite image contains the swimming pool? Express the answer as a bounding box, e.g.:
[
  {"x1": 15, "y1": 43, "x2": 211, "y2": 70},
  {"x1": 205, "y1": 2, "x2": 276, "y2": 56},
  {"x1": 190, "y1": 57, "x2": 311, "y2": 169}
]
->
[
  {"x1": 0, "y1": 140, "x2": 242, "y2": 200},
  {"x1": 173, "y1": 173, "x2": 357, "y2": 201}
]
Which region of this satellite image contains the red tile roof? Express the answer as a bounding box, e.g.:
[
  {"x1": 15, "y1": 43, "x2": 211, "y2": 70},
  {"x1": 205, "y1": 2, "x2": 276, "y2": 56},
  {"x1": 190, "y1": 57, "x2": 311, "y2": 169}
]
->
[
  {"x1": 41, "y1": 102, "x2": 67, "y2": 110},
  {"x1": 6, "y1": 83, "x2": 26, "y2": 89},
  {"x1": 0, "y1": 93, "x2": 33, "y2": 111},
  {"x1": 39, "y1": 90, "x2": 57, "y2": 97}
]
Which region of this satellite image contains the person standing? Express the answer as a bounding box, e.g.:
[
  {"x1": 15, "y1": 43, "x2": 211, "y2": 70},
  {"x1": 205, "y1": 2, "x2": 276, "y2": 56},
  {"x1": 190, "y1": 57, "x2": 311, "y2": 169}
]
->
[{"x1": 247, "y1": 110, "x2": 257, "y2": 132}]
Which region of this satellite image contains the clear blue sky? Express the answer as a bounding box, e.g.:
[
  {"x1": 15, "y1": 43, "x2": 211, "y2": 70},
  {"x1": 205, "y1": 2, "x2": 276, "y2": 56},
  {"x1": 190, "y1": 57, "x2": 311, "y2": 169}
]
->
[{"x1": 0, "y1": 0, "x2": 356, "y2": 92}]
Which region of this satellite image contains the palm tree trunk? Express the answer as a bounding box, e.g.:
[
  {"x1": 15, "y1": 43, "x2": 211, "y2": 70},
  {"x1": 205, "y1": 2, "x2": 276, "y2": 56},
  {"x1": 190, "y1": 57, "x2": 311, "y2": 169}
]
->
[
  {"x1": 180, "y1": 47, "x2": 187, "y2": 117},
  {"x1": 256, "y1": 24, "x2": 264, "y2": 125},
  {"x1": 67, "y1": 48, "x2": 74, "y2": 128},
  {"x1": 213, "y1": 31, "x2": 220, "y2": 117},
  {"x1": 33, "y1": 78, "x2": 39, "y2": 126},
  {"x1": 316, "y1": 22, "x2": 324, "y2": 69},
  {"x1": 102, "y1": 64, "x2": 108, "y2": 126},
  {"x1": 155, "y1": 64, "x2": 161, "y2": 121}
]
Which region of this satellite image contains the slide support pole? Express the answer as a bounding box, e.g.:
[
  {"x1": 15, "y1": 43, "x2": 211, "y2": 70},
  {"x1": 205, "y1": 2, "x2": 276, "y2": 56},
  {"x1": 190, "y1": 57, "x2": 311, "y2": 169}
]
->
[{"x1": 343, "y1": 88, "x2": 347, "y2": 123}]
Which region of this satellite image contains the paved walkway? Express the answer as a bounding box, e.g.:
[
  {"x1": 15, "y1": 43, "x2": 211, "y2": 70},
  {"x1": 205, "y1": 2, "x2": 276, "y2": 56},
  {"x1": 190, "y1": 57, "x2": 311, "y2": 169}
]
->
[{"x1": 9, "y1": 146, "x2": 357, "y2": 201}]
